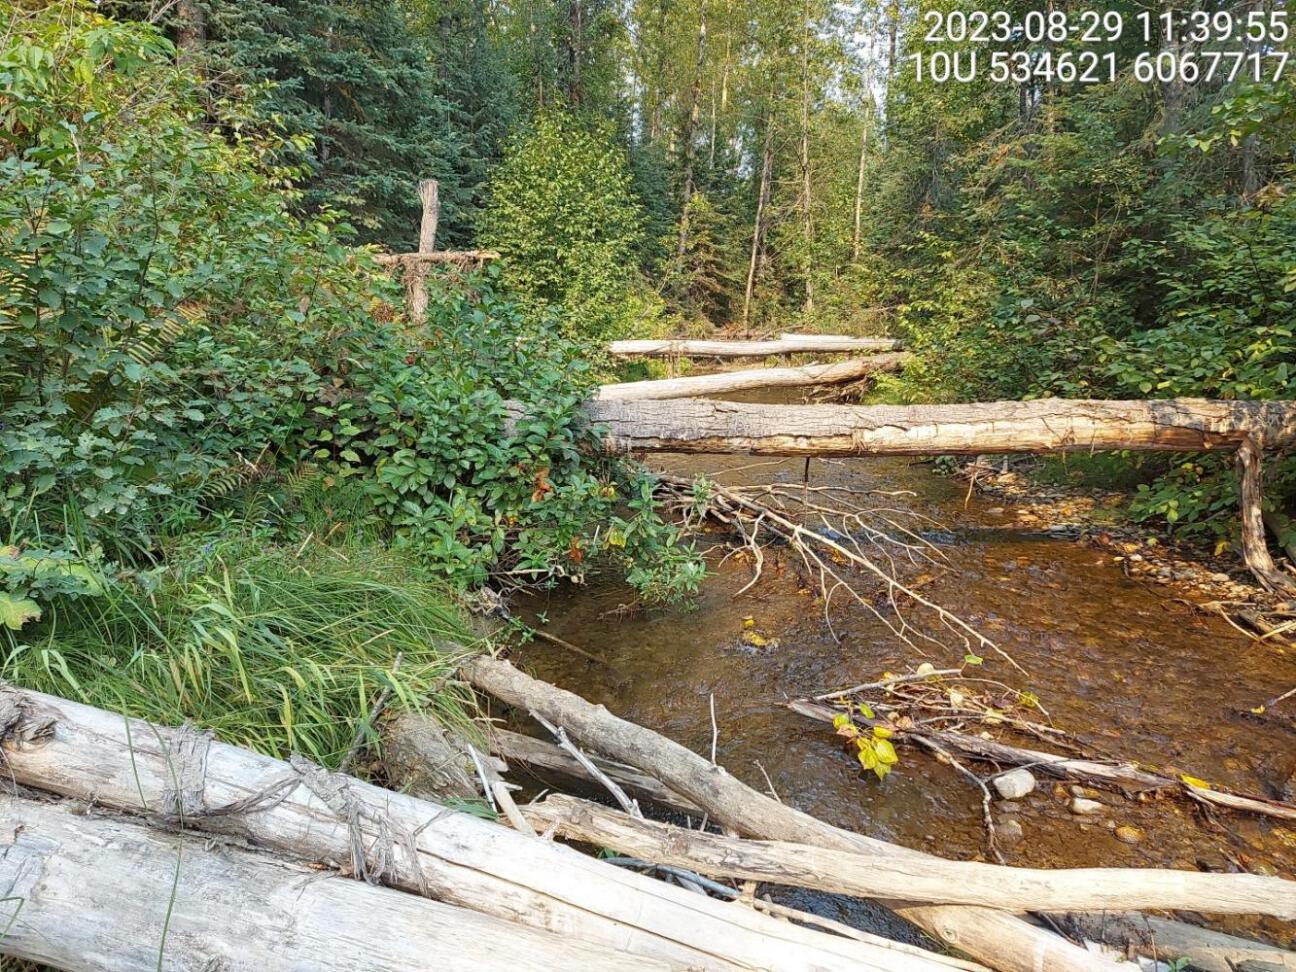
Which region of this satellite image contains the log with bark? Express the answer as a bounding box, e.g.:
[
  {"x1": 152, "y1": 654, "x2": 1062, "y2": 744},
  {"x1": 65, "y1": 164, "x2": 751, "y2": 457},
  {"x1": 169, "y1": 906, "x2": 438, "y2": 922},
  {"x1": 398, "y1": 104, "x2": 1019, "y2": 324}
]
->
[
  {"x1": 522, "y1": 793, "x2": 1296, "y2": 919},
  {"x1": 0, "y1": 685, "x2": 960, "y2": 972},
  {"x1": 790, "y1": 699, "x2": 1296, "y2": 823},
  {"x1": 576, "y1": 396, "x2": 1296, "y2": 588},
  {"x1": 460, "y1": 655, "x2": 1126, "y2": 972},
  {"x1": 607, "y1": 335, "x2": 901, "y2": 358},
  {"x1": 584, "y1": 398, "x2": 1296, "y2": 456},
  {"x1": 1060, "y1": 912, "x2": 1296, "y2": 972},
  {"x1": 0, "y1": 793, "x2": 668, "y2": 972},
  {"x1": 595, "y1": 355, "x2": 909, "y2": 401}
]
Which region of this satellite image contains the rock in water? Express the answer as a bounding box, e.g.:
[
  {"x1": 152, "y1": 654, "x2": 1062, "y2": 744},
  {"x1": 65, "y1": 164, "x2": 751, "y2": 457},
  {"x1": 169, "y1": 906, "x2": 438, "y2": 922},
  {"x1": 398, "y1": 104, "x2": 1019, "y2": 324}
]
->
[
  {"x1": 1114, "y1": 825, "x2": 1144, "y2": 844},
  {"x1": 993, "y1": 768, "x2": 1037, "y2": 800},
  {"x1": 1069, "y1": 797, "x2": 1104, "y2": 815},
  {"x1": 997, "y1": 818, "x2": 1024, "y2": 844}
]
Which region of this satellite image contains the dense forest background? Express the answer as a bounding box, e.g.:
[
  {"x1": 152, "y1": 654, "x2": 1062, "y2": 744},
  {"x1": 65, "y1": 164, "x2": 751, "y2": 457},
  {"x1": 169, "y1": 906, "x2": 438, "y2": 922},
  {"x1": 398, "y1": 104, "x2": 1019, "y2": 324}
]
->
[{"x1": 106, "y1": 0, "x2": 1294, "y2": 536}]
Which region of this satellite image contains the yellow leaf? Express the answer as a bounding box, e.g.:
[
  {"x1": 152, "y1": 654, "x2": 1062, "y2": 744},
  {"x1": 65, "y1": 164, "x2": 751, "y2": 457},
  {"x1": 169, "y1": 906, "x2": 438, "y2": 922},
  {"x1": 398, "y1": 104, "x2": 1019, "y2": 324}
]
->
[
  {"x1": 857, "y1": 745, "x2": 878, "y2": 770},
  {"x1": 872, "y1": 725, "x2": 893, "y2": 739},
  {"x1": 1251, "y1": 705, "x2": 1266, "y2": 715},
  {"x1": 874, "y1": 739, "x2": 898, "y2": 765},
  {"x1": 1180, "y1": 774, "x2": 1212, "y2": 790}
]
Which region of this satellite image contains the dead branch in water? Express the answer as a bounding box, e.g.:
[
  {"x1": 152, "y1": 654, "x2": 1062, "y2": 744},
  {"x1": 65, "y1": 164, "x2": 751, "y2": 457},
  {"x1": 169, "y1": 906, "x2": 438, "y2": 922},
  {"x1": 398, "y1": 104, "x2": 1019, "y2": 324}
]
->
[
  {"x1": 791, "y1": 697, "x2": 1296, "y2": 823},
  {"x1": 657, "y1": 474, "x2": 1024, "y2": 672},
  {"x1": 462, "y1": 655, "x2": 1124, "y2": 972}
]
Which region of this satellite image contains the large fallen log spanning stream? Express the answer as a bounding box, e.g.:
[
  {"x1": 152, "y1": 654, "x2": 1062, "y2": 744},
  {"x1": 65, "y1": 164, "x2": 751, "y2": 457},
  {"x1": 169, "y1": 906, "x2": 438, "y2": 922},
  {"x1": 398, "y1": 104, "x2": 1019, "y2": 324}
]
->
[
  {"x1": 595, "y1": 354, "x2": 909, "y2": 401},
  {"x1": 0, "y1": 795, "x2": 667, "y2": 972},
  {"x1": 462, "y1": 655, "x2": 1124, "y2": 972},
  {"x1": 0, "y1": 685, "x2": 957, "y2": 972},
  {"x1": 576, "y1": 396, "x2": 1296, "y2": 590},
  {"x1": 608, "y1": 334, "x2": 901, "y2": 357},
  {"x1": 584, "y1": 397, "x2": 1296, "y2": 456}
]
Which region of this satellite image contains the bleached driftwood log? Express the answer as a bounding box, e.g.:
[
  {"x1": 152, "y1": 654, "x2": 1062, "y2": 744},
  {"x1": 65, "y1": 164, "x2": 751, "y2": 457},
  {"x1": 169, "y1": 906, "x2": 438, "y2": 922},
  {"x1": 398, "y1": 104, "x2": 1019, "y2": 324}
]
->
[
  {"x1": 374, "y1": 250, "x2": 500, "y2": 268},
  {"x1": 0, "y1": 794, "x2": 668, "y2": 972},
  {"x1": 790, "y1": 700, "x2": 1296, "y2": 823},
  {"x1": 584, "y1": 398, "x2": 1296, "y2": 456},
  {"x1": 595, "y1": 355, "x2": 909, "y2": 401},
  {"x1": 461, "y1": 656, "x2": 1123, "y2": 972},
  {"x1": 0, "y1": 685, "x2": 956, "y2": 972},
  {"x1": 523, "y1": 793, "x2": 1296, "y2": 919},
  {"x1": 607, "y1": 335, "x2": 901, "y2": 357},
  {"x1": 491, "y1": 726, "x2": 700, "y2": 813}
]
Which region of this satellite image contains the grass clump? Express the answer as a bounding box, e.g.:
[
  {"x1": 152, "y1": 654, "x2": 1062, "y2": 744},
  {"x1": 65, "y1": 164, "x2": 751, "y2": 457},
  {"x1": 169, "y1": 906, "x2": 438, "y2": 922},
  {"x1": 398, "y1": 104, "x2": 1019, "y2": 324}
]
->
[{"x1": 3, "y1": 540, "x2": 480, "y2": 767}]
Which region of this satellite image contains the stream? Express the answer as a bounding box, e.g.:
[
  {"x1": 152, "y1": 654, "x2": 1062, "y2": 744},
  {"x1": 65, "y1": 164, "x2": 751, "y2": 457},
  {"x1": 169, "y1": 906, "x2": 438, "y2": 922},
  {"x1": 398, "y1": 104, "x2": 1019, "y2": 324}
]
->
[{"x1": 516, "y1": 387, "x2": 1296, "y2": 947}]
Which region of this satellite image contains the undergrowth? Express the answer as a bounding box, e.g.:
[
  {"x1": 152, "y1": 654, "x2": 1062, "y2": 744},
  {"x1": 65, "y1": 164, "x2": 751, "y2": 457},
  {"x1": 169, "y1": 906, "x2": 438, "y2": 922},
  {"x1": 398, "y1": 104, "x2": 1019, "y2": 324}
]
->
[{"x1": 2, "y1": 539, "x2": 480, "y2": 766}]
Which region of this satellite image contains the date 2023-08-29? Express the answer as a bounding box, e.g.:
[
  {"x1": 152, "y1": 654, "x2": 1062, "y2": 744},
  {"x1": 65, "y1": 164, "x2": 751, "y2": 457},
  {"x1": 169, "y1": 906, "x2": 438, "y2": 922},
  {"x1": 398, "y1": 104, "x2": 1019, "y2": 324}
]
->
[{"x1": 910, "y1": 5, "x2": 1291, "y2": 85}]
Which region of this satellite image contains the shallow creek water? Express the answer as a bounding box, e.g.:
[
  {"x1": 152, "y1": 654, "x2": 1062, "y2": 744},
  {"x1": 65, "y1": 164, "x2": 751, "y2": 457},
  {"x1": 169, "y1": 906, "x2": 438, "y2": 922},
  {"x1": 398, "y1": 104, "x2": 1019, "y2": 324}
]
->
[{"x1": 515, "y1": 388, "x2": 1296, "y2": 945}]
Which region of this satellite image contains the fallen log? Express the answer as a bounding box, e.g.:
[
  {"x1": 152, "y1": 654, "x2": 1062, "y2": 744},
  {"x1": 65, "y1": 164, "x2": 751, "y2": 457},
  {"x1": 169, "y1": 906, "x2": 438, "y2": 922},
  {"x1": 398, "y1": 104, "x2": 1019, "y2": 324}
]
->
[
  {"x1": 0, "y1": 685, "x2": 955, "y2": 972},
  {"x1": 1060, "y1": 912, "x2": 1296, "y2": 972},
  {"x1": 607, "y1": 336, "x2": 901, "y2": 357},
  {"x1": 595, "y1": 355, "x2": 909, "y2": 401},
  {"x1": 0, "y1": 794, "x2": 666, "y2": 972},
  {"x1": 522, "y1": 793, "x2": 1296, "y2": 919},
  {"x1": 790, "y1": 699, "x2": 1296, "y2": 823},
  {"x1": 374, "y1": 250, "x2": 501, "y2": 268},
  {"x1": 461, "y1": 655, "x2": 1123, "y2": 972},
  {"x1": 491, "y1": 726, "x2": 700, "y2": 813},
  {"x1": 585, "y1": 398, "x2": 1296, "y2": 456}
]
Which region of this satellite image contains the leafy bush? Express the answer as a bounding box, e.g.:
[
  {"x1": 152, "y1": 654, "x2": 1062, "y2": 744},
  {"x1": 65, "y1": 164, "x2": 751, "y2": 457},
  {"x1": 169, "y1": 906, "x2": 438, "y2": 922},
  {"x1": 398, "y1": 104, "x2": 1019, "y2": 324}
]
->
[{"x1": 0, "y1": 6, "x2": 702, "y2": 635}]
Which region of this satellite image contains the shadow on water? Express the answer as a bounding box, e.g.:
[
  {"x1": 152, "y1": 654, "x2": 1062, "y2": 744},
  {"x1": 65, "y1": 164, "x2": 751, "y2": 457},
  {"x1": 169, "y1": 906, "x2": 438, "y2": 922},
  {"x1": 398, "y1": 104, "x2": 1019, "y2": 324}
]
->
[{"x1": 515, "y1": 387, "x2": 1296, "y2": 946}]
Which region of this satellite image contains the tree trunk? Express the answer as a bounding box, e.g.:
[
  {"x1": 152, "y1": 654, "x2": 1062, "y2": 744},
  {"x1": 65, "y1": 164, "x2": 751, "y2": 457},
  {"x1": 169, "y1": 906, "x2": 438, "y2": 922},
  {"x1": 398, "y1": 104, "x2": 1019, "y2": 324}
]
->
[
  {"x1": 1061, "y1": 912, "x2": 1296, "y2": 972},
  {"x1": 741, "y1": 119, "x2": 774, "y2": 328},
  {"x1": 461, "y1": 656, "x2": 1123, "y2": 972},
  {"x1": 175, "y1": 0, "x2": 206, "y2": 59},
  {"x1": 799, "y1": 0, "x2": 815, "y2": 316},
  {"x1": 407, "y1": 178, "x2": 441, "y2": 321},
  {"x1": 1236, "y1": 436, "x2": 1296, "y2": 593},
  {"x1": 0, "y1": 686, "x2": 956, "y2": 972},
  {"x1": 582, "y1": 398, "x2": 1296, "y2": 456},
  {"x1": 608, "y1": 335, "x2": 900, "y2": 357},
  {"x1": 0, "y1": 795, "x2": 666, "y2": 972},
  {"x1": 524, "y1": 793, "x2": 1296, "y2": 919},
  {"x1": 677, "y1": 1, "x2": 709, "y2": 257},
  {"x1": 852, "y1": 108, "x2": 871, "y2": 263},
  {"x1": 595, "y1": 355, "x2": 908, "y2": 401}
]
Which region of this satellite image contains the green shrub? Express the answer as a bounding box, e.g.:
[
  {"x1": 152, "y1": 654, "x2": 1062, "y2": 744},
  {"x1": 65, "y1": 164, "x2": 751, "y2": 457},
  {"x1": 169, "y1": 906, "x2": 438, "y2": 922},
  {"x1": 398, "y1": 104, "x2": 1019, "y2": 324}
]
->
[{"x1": 0, "y1": 6, "x2": 703, "y2": 636}]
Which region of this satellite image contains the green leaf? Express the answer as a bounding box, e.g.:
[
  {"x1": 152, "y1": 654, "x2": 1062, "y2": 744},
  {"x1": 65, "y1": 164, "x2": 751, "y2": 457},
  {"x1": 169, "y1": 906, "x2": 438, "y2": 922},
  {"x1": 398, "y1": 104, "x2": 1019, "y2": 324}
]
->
[{"x1": 0, "y1": 593, "x2": 41, "y2": 630}]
